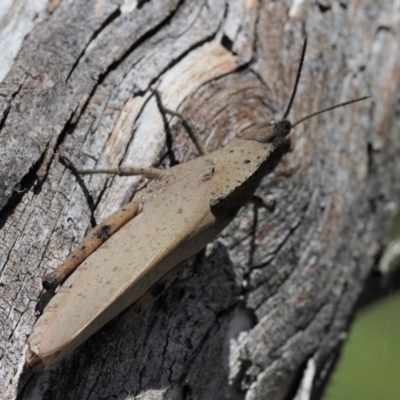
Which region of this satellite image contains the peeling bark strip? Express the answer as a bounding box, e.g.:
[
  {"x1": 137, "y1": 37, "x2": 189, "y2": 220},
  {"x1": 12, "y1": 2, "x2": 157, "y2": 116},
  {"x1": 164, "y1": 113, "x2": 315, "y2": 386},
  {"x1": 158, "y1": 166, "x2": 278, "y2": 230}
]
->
[{"x1": 0, "y1": 1, "x2": 399, "y2": 400}]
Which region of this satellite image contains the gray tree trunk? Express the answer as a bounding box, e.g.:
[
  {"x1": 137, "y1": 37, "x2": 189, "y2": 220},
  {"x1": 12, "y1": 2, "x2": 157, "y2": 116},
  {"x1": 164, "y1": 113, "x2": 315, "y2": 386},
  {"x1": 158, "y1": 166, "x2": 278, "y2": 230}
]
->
[{"x1": 1, "y1": 1, "x2": 399, "y2": 399}]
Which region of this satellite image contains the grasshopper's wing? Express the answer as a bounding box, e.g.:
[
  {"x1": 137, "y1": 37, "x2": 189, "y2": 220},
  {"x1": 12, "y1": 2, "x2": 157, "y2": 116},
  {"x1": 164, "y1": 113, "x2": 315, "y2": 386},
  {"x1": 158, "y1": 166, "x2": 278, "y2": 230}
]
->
[{"x1": 27, "y1": 158, "x2": 221, "y2": 368}]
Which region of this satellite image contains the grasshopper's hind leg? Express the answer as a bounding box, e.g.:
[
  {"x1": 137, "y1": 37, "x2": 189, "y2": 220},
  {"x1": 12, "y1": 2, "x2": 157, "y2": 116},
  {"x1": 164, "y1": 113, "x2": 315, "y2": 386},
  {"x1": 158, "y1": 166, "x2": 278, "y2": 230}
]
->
[
  {"x1": 43, "y1": 198, "x2": 143, "y2": 290},
  {"x1": 43, "y1": 157, "x2": 168, "y2": 290}
]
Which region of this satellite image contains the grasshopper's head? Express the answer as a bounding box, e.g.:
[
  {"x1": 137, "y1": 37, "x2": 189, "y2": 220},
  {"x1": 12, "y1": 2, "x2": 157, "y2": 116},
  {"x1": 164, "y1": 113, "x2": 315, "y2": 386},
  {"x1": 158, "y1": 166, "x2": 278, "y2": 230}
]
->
[
  {"x1": 243, "y1": 119, "x2": 291, "y2": 145},
  {"x1": 265, "y1": 119, "x2": 292, "y2": 143},
  {"x1": 272, "y1": 120, "x2": 292, "y2": 138}
]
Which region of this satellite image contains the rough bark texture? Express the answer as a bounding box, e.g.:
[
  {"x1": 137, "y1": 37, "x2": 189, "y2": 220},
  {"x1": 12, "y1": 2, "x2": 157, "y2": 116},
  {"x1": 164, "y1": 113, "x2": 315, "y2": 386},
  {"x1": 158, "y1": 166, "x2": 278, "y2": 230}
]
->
[{"x1": 1, "y1": 0, "x2": 399, "y2": 399}]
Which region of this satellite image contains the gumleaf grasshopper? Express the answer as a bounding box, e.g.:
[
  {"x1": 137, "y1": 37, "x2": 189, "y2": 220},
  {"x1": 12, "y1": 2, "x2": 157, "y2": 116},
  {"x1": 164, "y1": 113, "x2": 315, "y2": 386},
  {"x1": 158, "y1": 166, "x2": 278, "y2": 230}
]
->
[{"x1": 25, "y1": 38, "x2": 369, "y2": 369}]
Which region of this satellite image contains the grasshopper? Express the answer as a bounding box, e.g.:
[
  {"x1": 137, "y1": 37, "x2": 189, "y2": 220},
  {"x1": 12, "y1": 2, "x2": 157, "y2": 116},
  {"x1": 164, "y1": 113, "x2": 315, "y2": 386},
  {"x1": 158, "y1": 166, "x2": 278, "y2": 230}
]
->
[{"x1": 25, "y1": 38, "x2": 368, "y2": 369}]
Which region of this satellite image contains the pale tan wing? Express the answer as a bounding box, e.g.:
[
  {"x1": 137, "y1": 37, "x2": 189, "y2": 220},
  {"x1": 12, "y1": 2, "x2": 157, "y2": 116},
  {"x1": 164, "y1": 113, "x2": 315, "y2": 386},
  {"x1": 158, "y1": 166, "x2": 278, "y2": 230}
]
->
[{"x1": 27, "y1": 157, "x2": 219, "y2": 368}]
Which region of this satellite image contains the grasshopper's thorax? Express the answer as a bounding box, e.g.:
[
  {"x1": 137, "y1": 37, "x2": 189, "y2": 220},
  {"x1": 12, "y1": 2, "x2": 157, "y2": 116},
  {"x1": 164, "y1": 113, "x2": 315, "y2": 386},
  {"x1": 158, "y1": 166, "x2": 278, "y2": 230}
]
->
[
  {"x1": 239, "y1": 119, "x2": 292, "y2": 172},
  {"x1": 204, "y1": 120, "x2": 292, "y2": 212}
]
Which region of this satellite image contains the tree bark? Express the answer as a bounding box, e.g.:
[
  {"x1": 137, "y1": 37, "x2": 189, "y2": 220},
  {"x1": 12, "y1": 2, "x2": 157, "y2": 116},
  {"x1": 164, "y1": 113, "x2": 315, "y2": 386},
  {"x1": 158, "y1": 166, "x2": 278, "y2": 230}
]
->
[{"x1": 1, "y1": 1, "x2": 399, "y2": 399}]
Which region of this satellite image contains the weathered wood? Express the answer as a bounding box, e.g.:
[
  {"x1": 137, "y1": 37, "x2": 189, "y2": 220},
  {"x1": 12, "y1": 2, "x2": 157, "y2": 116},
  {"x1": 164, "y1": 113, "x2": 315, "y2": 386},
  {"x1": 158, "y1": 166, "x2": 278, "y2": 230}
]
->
[{"x1": 1, "y1": 0, "x2": 399, "y2": 399}]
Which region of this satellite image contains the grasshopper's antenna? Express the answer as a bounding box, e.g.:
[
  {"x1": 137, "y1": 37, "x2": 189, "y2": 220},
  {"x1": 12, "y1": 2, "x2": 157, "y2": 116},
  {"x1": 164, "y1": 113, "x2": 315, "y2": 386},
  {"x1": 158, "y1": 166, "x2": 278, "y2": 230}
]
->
[
  {"x1": 282, "y1": 37, "x2": 308, "y2": 120},
  {"x1": 280, "y1": 36, "x2": 369, "y2": 128},
  {"x1": 292, "y1": 96, "x2": 370, "y2": 128}
]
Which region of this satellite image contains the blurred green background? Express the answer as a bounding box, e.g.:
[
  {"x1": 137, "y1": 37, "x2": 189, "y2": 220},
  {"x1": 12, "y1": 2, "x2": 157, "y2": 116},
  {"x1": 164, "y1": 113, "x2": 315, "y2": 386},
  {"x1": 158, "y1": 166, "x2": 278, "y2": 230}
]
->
[
  {"x1": 324, "y1": 211, "x2": 400, "y2": 400},
  {"x1": 324, "y1": 280, "x2": 400, "y2": 399}
]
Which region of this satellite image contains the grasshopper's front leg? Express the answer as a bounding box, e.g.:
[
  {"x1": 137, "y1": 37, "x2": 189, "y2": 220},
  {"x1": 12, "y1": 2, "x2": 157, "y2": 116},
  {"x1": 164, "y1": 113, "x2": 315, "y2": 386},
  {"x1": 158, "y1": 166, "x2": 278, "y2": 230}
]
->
[{"x1": 152, "y1": 89, "x2": 206, "y2": 156}]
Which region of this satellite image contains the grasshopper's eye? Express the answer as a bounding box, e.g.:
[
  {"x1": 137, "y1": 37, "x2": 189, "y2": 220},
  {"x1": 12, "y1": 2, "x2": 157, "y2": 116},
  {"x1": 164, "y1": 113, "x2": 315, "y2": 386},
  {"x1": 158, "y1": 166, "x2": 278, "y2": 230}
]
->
[{"x1": 272, "y1": 120, "x2": 292, "y2": 139}]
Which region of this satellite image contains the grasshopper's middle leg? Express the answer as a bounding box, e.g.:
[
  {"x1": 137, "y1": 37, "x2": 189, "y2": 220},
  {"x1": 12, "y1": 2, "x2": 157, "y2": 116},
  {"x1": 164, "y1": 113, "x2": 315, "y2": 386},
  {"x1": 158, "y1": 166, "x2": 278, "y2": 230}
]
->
[{"x1": 251, "y1": 194, "x2": 277, "y2": 212}]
